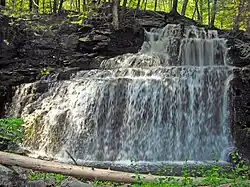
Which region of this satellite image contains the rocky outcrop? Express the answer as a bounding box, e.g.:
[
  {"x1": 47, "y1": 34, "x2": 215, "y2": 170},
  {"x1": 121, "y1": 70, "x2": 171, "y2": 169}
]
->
[
  {"x1": 230, "y1": 67, "x2": 250, "y2": 160},
  {"x1": 0, "y1": 12, "x2": 144, "y2": 116}
]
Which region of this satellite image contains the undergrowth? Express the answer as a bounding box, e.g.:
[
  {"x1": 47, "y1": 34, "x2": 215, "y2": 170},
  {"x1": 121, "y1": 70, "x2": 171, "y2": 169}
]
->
[
  {"x1": 0, "y1": 118, "x2": 24, "y2": 145},
  {"x1": 0, "y1": 117, "x2": 249, "y2": 186},
  {"x1": 27, "y1": 158, "x2": 250, "y2": 187}
]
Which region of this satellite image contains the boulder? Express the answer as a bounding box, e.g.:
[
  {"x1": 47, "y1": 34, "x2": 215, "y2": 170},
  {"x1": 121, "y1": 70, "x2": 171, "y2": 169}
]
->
[
  {"x1": 60, "y1": 178, "x2": 92, "y2": 187},
  {"x1": 0, "y1": 164, "x2": 26, "y2": 187}
]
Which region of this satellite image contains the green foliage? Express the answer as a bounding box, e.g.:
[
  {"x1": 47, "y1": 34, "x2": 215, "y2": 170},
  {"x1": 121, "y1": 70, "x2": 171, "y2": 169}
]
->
[
  {"x1": 0, "y1": 118, "x2": 24, "y2": 144},
  {"x1": 1, "y1": 0, "x2": 249, "y2": 30},
  {"x1": 129, "y1": 157, "x2": 250, "y2": 187},
  {"x1": 28, "y1": 172, "x2": 66, "y2": 185}
]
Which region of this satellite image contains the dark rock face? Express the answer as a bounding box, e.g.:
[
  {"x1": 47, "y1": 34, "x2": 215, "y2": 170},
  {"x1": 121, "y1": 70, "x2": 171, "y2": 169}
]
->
[
  {"x1": 230, "y1": 67, "x2": 250, "y2": 160},
  {"x1": 0, "y1": 13, "x2": 144, "y2": 117}
]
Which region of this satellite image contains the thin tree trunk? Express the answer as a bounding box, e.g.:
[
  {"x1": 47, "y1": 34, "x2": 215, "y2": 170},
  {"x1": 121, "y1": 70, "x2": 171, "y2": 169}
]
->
[
  {"x1": 42, "y1": 0, "x2": 45, "y2": 13},
  {"x1": 77, "y1": 0, "x2": 80, "y2": 12},
  {"x1": 112, "y1": 0, "x2": 119, "y2": 30},
  {"x1": 83, "y1": 0, "x2": 86, "y2": 11},
  {"x1": 170, "y1": 0, "x2": 178, "y2": 14},
  {"x1": 154, "y1": 0, "x2": 157, "y2": 11},
  {"x1": 135, "y1": 0, "x2": 141, "y2": 15},
  {"x1": 207, "y1": 0, "x2": 211, "y2": 27},
  {"x1": 199, "y1": 0, "x2": 203, "y2": 24},
  {"x1": 210, "y1": 0, "x2": 217, "y2": 28},
  {"x1": 196, "y1": 0, "x2": 201, "y2": 22},
  {"x1": 53, "y1": 0, "x2": 57, "y2": 13},
  {"x1": 181, "y1": 0, "x2": 188, "y2": 16},
  {"x1": 192, "y1": 2, "x2": 197, "y2": 20},
  {"x1": 75, "y1": 0, "x2": 78, "y2": 12},
  {"x1": 234, "y1": 0, "x2": 244, "y2": 30},
  {"x1": 34, "y1": 0, "x2": 39, "y2": 13},
  {"x1": 58, "y1": 0, "x2": 63, "y2": 13},
  {"x1": 49, "y1": 0, "x2": 52, "y2": 13},
  {"x1": 29, "y1": 0, "x2": 32, "y2": 11},
  {"x1": 144, "y1": 0, "x2": 147, "y2": 10},
  {"x1": 0, "y1": 0, "x2": 5, "y2": 7}
]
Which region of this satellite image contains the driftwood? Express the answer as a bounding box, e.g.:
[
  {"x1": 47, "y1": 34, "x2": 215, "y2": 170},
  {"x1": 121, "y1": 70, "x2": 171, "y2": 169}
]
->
[{"x1": 0, "y1": 151, "x2": 205, "y2": 183}]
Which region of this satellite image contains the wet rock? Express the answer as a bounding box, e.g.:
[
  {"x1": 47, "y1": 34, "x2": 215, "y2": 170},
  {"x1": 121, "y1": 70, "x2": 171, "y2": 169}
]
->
[
  {"x1": 57, "y1": 67, "x2": 81, "y2": 80},
  {"x1": 60, "y1": 178, "x2": 92, "y2": 187},
  {"x1": 92, "y1": 34, "x2": 109, "y2": 41}
]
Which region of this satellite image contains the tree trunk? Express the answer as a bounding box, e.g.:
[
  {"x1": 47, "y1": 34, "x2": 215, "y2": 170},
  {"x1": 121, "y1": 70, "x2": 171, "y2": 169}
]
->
[
  {"x1": 181, "y1": 0, "x2": 188, "y2": 16},
  {"x1": 34, "y1": 0, "x2": 39, "y2": 13},
  {"x1": 83, "y1": 0, "x2": 86, "y2": 11},
  {"x1": 29, "y1": 0, "x2": 32, "y2": 11},
  {"x1": 0, "y1": 0, "x2": 5, "y2": 7},
  {"x1": 207, "y1": 0, "x2": 211, "y2": 27},
  {"x1": 77, "y1": 0, "x2": 80, "y2": 12},
  {"x1": 170, "y1": 0, "x2": 178, "y2": 15},
  {"x1": 58, "y1": 0, "x2": 64, "y2": 13},
  {"x1": 112, "y1": 0, "x2": 119, "y2": 30},
  {"x1": 195, "y1": 0, "x2": 201, "y2": 22},
  {"x1": 135, "y1": 0, "x2": 141, "y2": 15},
  {"x1": 210, "y1": 0, "x2": 217, "y2": 28},
  {"x1": 234, "y1": 0, "x2": 244, "y2": 31},
  {"x1": 53, "y1": 0, "x2": 57, "y2": 13},
  {"x1": 144, "y1": 0, "x2": 147, "y2": 10},
  {"x1": 199, "y1": 0, "x2": 203, "y2": 24},
  {"x1": 154, "y1": 0, "x2": 157, "y2": 11}
]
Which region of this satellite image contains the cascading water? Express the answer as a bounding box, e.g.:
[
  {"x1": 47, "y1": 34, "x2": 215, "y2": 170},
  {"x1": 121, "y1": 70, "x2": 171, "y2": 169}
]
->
[{"x1": 9, "y1": 24, "x2": 234, "y2": 164}]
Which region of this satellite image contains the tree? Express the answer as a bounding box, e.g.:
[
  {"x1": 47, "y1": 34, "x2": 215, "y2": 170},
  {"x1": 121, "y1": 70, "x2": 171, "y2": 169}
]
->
[
  {"x1": 199, "y1": 0, "x2": 203, "y2": 24},
  {"x1": 0, "y1": 0, "x2": 5, "y2": 7},
  {"x1": 192, "y1": 0, "x2": 201, "y2": 22},
  {"x1": 112, "y1": 0, "x2": 119, "y2": 30},
  {"x1": 234, "y1": 0, "x2": 245, "y2": 31},
  {"x1": 181, "y1": 0, "x2": 188, "y2": 16},
  {"x1": 210, "y1": 0, "x2": 217, "y2": 28},
  {"x1": 170, "y1": 0, "x2": 178, "y2": 15},
  {"x1": 207, "y1": 0, "x2": 211, "y2": 26}
]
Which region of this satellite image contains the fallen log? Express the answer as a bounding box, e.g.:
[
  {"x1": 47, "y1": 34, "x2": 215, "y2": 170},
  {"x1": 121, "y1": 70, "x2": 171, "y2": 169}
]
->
[{"x1": 0, "y1": 151, "x2": 205, "y2": 184}]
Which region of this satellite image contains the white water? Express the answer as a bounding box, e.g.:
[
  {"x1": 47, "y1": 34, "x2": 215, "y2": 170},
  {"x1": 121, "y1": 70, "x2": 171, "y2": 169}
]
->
[{"x1": 9, "y1": 24, "x2": 234, "y2": 163}]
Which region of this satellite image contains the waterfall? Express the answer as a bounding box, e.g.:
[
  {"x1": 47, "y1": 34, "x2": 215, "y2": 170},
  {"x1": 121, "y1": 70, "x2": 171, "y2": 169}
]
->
[{"x1": 9, "y1": 24, "x2": 233, "y2": 163}]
